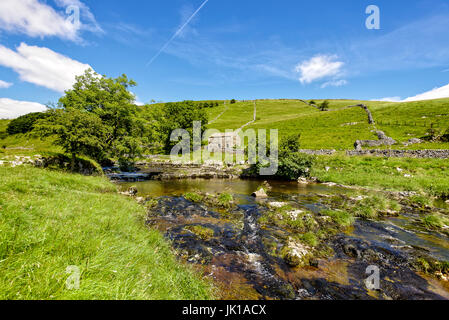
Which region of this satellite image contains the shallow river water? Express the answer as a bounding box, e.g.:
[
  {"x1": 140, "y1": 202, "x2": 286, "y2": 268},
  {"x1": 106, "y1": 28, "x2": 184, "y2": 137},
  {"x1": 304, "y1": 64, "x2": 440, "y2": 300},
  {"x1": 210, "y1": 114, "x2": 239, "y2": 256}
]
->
[{"x1": 120, "y1": 179, "x2": 449, "y2": 300}]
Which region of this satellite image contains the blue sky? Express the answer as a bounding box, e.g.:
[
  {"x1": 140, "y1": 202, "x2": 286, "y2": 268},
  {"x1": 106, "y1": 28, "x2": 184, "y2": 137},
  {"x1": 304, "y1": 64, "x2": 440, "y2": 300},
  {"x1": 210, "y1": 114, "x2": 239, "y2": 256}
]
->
[{"x1": 1, "y1": 0, "x2": 449, "y2": 118}]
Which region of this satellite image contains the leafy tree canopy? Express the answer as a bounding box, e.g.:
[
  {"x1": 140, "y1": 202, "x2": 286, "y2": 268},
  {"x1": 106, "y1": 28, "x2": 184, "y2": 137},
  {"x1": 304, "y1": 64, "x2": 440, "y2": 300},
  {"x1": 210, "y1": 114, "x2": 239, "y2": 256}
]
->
[
  {"x1": 148, "y1": 101, "x2": 208, "y2": 153},
  {"x1": 35, "y1": 69, "x2": 149, "y2": 169},
  {"x1": 7, "y1": 112, "x2": 49, "y2": 135},
  {"x1": 34, "y1": 109, "x2": 107, "y2": 171}
]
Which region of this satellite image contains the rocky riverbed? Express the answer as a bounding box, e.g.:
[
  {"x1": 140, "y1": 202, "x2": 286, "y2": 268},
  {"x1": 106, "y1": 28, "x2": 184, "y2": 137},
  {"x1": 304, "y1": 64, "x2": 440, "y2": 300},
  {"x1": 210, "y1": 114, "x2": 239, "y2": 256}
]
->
[{"x1": 121, "y1": 179, "x2": 449, "y2": 300}]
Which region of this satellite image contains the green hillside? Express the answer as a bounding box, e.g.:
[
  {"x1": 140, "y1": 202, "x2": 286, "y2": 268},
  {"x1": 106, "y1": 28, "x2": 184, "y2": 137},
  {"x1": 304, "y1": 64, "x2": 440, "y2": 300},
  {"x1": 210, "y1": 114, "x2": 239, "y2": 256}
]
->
[
  {"x1": 0, "y1": 119, "x2": 60, "y2": 159},
  {"x1": 206, "y1": 98, "x2": 449, "y2": 150}
]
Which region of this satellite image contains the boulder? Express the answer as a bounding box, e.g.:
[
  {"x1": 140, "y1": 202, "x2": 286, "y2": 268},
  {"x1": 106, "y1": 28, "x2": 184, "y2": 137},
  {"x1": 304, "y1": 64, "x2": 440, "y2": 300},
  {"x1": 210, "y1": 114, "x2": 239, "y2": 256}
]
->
[
  {"x1": 298, "y1": 177, "x2": 308, "y2": 184},
  {"x1": 252, "y1": 188, "x2": 268, "y2": 198},
  {"x1": 127, "y1": 186, "x2": 138, "y2": 196},
  {"x1": 282, "y1": 239, "x2": 311, "y2": 267},
  {"x1": 268, "y1": 202, "x2": 287, "y2": 208}
]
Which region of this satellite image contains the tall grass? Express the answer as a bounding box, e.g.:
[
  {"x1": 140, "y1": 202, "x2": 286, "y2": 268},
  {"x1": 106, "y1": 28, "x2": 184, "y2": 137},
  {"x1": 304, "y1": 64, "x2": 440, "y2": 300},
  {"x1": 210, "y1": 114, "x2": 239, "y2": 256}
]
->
[{"x1": 0, "y1": 166, "x2": 212, "y2": 300}]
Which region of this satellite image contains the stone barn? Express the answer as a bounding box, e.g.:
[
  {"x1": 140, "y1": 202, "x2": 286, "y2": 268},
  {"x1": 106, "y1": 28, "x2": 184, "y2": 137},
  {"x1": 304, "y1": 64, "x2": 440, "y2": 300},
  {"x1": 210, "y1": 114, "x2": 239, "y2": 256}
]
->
[{"x1": 208, "y1": 132, "x2": 241, "y2": 153}]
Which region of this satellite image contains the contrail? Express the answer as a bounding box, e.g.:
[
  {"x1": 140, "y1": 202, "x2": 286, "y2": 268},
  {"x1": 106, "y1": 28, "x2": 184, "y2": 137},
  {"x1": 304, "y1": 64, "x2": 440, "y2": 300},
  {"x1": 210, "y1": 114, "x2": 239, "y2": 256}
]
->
[{"x1": 146, "y1": 0, "x2": 210, "y2": 67}]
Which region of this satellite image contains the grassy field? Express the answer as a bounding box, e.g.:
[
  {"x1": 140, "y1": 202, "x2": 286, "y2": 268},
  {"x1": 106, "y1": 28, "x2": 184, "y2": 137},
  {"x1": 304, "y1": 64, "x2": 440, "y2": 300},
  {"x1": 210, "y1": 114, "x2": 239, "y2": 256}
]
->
[
  {"x1": 206, "y1": 98, "x2": 449, "y2": 150},
  {"x1": 0, "y1": 166, "x2": 213, "y2": 299},
  {"x1": 312, "y1": 154, "x2": 449, "y2": 197}
]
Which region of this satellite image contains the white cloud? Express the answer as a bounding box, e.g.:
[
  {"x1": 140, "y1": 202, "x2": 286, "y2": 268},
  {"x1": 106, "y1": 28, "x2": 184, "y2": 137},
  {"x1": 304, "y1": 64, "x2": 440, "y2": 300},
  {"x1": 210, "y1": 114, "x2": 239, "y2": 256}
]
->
[
  {"x1": 0, "y1": 98, "x2": 47, "y2": 119},
  {"x1": 0, "y1": 43, "x2": 92, "y2": 93},
  {"x1": 295, "y1": 54, "x2": 344, "y2": 84},
  {"x1": 0, "y1": 80, "x2": 13, "y2": 89},
  {"x1": 133, "y1": 93, "x2": 144, "y2": 106},
  {"x1": 321, "y1": 79, "x2": 348, "y2": 88},
  {"x1": 0, "y1": 0, "x2": 78, "y2": 40},
  {"x1": 371, "y1": 97, "x2": 402, "y2": 102},
  {"x1": 0, "y1": 0, "x2": 101, "y2": 42},
  {"x1": 403, "y1": 83, "x2": 449, "y2": 102}
]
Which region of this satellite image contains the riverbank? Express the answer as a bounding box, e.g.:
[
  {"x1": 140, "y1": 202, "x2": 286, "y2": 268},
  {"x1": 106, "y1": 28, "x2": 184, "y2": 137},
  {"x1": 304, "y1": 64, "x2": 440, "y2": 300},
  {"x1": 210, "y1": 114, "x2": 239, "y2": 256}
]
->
[
  {"x1": 131, "y1": 153, "x2": 449, "y2": 199},
  {"x1": 311, "y1": 154, "x2": 449, "y2": 198},
  {"x1": 0, "y1": 166, "x2": 213, "y2": 299}
]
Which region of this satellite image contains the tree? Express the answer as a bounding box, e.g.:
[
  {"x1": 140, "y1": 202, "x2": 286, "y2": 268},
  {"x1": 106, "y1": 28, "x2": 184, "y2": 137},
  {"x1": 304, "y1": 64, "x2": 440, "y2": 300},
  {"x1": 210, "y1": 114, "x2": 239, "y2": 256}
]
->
[
  {"x1": 247, "y1": 133, "x2": 314, "y2": 180},
  {"x1": 230, "y1": 99, "x2": 236, "y2": 104},
  {"x1": 7, "y1": 112, "x2": 49, "y2": 135},
  {"x1": 319, "y1": 101, "x2": 329, "y2": 111},
  {"x1": 34, "y1": 109, "x2": 106, "y2": 171},
  {"x1": 279, "y1": 133, "x2": 301, "y2": 155},
  {"x1": 276, "y1": 134, "x2": 314, "y2": 180},
  {"x1": 138, "y1": 100, "x2": 206, "y2": 154},
  {"x1": 56, "y1": 69, "x2": 148, "y2": 165},
  {"x1": 154, "y1": 101, "x2": 208, "y2": 153}
]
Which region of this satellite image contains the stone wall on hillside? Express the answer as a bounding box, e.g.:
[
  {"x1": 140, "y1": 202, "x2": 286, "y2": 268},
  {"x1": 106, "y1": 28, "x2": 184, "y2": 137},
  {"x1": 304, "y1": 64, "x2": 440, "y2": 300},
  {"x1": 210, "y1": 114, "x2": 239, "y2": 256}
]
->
[
  {"x1": 346, "y1": 149, "x2": 449, "y2": 159},
  {"x1": 299, "y1": 149, "x2": 336, "y2": 155},
  {"x1": 354, "y1": 131, "x2": 396, "y2": 150}
]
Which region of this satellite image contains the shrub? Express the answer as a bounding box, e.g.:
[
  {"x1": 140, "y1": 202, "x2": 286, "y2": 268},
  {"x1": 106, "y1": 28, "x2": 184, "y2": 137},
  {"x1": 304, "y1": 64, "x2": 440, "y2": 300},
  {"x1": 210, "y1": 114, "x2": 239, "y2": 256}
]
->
[
  {"x1": 230, "y1": 99, "x2": 236, "y2": 104},
  {"x1": 276, "y1": 152, "x2": 315, "y2": 180},
  {"x1": 275, "y1": 133, "x2": 314, "y2": 180},
  {"x1": 247, "y1": 133, "x2": 315, "y2": 180}
]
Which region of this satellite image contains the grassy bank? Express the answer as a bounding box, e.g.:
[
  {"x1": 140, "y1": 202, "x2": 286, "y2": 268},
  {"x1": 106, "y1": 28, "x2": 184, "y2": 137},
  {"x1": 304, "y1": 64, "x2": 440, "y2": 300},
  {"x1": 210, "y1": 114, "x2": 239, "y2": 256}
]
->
[
  {"x1": 312, "y1": 154, "x2": 449, "y2": 197},
  {"x1": 0, "y1": 166, "x2": 213, "y2": 300}
]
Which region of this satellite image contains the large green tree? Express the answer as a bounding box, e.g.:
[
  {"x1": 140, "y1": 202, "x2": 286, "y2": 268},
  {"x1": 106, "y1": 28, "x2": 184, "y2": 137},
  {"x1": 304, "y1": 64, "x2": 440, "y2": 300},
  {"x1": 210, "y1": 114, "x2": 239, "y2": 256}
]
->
[
  {"x1": 60, "y1": 69, "x2": 148, "y2": 166},
  {"x1": 34, "y1": 109, "x2": 106, "y2": 171},
  {"x1": 35, "y1": 69, "x2": 149, "y2": 170},
  {"x1": 59, "y1": 69, "x2": 141, "y2": 150}
]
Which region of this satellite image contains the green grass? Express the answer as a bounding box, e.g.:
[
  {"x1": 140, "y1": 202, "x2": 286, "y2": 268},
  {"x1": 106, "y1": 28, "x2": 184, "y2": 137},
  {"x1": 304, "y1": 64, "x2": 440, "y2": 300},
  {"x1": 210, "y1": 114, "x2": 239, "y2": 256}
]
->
[
  {"x1": 312, "y1": 154, "x2": 449, "y2": 197},
  {"x1": 422, "y1": 214, "x2": 449, "y2": 230},
  {"x1": 0, "y1": 120, "x2": 61, "y2": 159},
  {"x1": 206, "y1": 98, "x2": 449, "y2": 150},
  {"x1": 0, "y1": 166, "x2": 213, "y2": 300},
  {"x1": 183, "y1": 192, "x2": 204, "y2": 203},
  {"x1": 206, "y1": 101, "x2": 256, "y2": 130},
  {"x1": 217, "y1": 193, "x2": 233, "y2": 208},
  {"x1": 320, "y1": 209, "x2": 354, "y2": 227}
]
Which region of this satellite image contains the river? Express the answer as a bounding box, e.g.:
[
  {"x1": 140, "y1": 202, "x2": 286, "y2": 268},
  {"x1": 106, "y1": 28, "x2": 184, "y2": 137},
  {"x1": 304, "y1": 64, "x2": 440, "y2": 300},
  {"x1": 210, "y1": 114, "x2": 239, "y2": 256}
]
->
[{"x1": 120, "y1": 178, "x2": 449, "y2": 300}]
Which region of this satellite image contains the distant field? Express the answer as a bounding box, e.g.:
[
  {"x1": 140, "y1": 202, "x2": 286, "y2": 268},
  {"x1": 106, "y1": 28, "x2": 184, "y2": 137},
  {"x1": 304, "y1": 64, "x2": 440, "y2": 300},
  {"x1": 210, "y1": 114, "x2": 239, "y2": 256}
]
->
[{"x1": 206, "y1": 98, "x2": 449, "y2": 150}]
